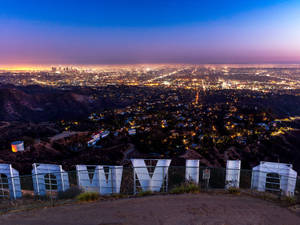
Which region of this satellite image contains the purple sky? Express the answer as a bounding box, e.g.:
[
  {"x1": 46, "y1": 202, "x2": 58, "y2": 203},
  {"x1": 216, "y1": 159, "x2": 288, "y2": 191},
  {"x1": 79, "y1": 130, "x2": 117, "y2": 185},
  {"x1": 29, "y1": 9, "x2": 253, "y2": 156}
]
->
[{"x1": 1, "y1": 1, "x2": 300, "y2": 65}]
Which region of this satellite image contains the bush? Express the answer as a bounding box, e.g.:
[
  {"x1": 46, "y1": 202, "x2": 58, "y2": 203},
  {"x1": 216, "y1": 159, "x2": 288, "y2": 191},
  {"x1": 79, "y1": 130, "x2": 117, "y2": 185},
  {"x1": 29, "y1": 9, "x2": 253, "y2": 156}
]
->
[
  {"x1": 259, "y1": 192, "x2": 278, "y2": 201},
  {"x1": 137, "y1": 190, "x2": 153, "y2": 197},
  {"x1": 110, "y1": 193, "x2": 127, "y2": 199},
  {"x1": 282, "y1": 196, "x2": 297, "y2": 205},
  {"x1": 35, "y1": 195, "x2": 52, "y2": 201},
  {"x1": 57, "y1": 186, "x2": 83, "y2": 199},
  {"x1": 169, "y1": 183, "x2": 200, "y2": 194},
  {"x1": 76, "y1": 192, "x2": 100, "y2": 202},
  {"x1": 227, "y1": 187, "x2": 240, "y2": 195}
]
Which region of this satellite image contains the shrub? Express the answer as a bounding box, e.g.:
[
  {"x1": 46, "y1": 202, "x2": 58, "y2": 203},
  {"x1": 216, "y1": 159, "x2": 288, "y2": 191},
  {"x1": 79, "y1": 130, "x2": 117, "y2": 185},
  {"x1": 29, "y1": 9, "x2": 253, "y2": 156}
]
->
[
  {"x1": 76, "y1": 192, "x2": 100, "y2": 202},
  {"x1": 57, "y1": 186, "x2": 83, "y2": 199},
  {"x1": 282, "y1": 196, "x2": 297, "y2": 205},
  {"x1": 137, "y1": 190, "x2": 153, "y2": 197},
  {"x1": 35, "y1": 195, "x2": 52, "y2": 201},
  {"x1": 170, "y1": 183, "x2": 200, "y2": 194},
  {"x1": 227, "y1": 187, "x2": 240, "y2": 195},
  {"x1": 110, "y1": 193, "x2": 126, "y2": 199},
  {"x1": 259, "y1": 192, "x2": 277, "y2": 201}
]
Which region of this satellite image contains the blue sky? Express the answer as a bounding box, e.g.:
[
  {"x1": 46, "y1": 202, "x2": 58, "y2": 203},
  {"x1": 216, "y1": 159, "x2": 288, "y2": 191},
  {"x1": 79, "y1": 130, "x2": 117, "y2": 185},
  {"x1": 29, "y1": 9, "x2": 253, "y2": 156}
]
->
[
  {"x1": 0, "y1": 0, "x2": 300, "y2": 64},
  {"x1": 0, "y1": 1, "x2": 286, "y2": 27}
]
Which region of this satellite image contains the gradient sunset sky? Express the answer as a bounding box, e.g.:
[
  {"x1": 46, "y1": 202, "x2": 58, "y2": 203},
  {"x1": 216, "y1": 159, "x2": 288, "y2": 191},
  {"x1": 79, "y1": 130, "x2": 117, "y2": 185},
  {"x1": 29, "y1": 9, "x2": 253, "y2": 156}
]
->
[{"x1": 1, "y1": 0, "x2": 300, "y2": 65}]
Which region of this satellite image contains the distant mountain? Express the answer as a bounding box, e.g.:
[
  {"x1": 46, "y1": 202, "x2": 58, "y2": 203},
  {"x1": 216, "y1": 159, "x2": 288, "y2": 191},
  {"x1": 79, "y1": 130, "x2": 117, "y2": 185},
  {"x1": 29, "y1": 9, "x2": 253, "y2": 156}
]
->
[{"x1": 0, "y1": 85, "x2": 134, "y2": 122}]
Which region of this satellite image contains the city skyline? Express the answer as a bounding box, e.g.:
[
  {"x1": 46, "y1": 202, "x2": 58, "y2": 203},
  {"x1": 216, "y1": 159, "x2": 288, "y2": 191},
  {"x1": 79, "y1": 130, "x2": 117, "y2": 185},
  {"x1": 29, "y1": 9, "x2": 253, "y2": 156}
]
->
[{"x1": 1, "y1": 0, "x2": 300, "y2": 64}]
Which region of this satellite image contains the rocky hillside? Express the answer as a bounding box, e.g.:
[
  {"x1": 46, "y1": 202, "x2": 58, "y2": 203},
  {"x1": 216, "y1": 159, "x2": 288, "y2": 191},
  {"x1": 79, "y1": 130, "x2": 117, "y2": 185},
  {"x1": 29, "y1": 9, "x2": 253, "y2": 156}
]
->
[{"x1": 0, "y1": 85, "x2": 135, "y2": 122}]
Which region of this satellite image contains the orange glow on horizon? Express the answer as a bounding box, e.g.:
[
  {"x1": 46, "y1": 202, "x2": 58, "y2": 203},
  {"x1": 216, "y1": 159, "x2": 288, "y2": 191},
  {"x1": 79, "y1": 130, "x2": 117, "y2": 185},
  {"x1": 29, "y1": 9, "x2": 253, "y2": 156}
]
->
[
  {"x1": 0, "y1": 65, "x2": 51, "y2": 72},
  {"x1": 0, "y1": 64, "x2": 180, "y2": 72},
  {"x1": 1, "y1": 63, "x2": 300, "y2": 73}
]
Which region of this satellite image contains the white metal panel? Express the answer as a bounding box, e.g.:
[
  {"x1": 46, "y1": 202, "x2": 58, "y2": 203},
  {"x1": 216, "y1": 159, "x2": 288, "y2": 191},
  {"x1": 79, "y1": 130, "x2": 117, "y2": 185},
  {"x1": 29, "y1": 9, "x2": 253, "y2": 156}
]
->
[
  {"x1": 76, "y1": 165, "x2": 100, "y2": 192},
  {"x1": 98, "y1": 166, "x2": 123, "y2": 195},
  {"x1": 185, "y1": 160, "x2": 200, "y2": 184},
  {"x1": 226, "y1": 160, "x2": 241, "y2": 189},
  {"x1": 76, "y1": 165, "x2": 123, "y2": 195},
  {"x1": 131, "y1": 159, "x2": 171, "y2": 192},
  {"x1": 32, "y1": 163, "x2": 69, "y2": 196},
  {"x1": 251, "y1": 161, "x2": 297, "y2": 196},
  {"x1": 0, "y1": 164, "x2": 22, "y2": 199}
]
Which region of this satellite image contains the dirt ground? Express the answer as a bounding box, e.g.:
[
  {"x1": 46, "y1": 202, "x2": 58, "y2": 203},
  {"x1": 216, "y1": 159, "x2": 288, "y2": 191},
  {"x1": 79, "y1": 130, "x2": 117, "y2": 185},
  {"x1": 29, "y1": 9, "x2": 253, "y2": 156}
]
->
[{"x1": 0, "y1": 194, "x2": 299, "y2": 225}]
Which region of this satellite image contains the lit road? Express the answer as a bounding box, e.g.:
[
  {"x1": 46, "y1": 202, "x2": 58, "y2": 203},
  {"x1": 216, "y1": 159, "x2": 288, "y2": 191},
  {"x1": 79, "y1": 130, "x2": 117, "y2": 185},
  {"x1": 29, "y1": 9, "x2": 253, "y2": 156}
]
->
[{"x1": 143, "y1": 69, "x2": 184, "y2": 84}]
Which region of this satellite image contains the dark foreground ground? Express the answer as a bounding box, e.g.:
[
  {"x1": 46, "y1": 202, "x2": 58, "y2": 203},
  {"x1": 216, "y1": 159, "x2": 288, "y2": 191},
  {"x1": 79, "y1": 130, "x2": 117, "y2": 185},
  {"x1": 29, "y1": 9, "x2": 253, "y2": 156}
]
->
[{"x1": 0, "y1": 194, "x2": 299, "y2": 225}]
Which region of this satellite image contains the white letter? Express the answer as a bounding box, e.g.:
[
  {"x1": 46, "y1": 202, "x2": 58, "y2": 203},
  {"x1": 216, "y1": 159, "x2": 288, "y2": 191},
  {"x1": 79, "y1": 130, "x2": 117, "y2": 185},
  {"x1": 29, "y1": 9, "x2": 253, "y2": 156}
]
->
[
  {"x1": 32, "y1": 163, "x2": 69, "y2": 196},
  {"x1": 0, "y1": 164, "x2": 22, "y2": 199},
  {"x1": 185, "y1": 160, "x2": 200, "y2": 184},
  {"x1": 226, "y1": 160, "x2": 241, "y2": 189},
  {"x1": 76, "y1": 165, "x2": 123, "y2": 195},
  {"x1": 131, "y1": 159, "x2": 171, "y2": 192}
]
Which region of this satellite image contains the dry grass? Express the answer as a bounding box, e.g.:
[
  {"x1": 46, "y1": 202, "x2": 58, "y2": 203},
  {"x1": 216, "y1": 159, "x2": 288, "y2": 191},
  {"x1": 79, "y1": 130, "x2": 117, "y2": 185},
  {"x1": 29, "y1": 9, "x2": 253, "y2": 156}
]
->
[
  {"x1": 227, "y1": 187, "x2": 241, "y2": 195},
  {"x1": 76, "y1": 192, "x2": 100, "y2": 202},
  {"x1": 169, "y1": 183, "x2": 200, "y2": 194},
  {"x1": 136, "y1": 190, "x2": 154, "y2": 197}
]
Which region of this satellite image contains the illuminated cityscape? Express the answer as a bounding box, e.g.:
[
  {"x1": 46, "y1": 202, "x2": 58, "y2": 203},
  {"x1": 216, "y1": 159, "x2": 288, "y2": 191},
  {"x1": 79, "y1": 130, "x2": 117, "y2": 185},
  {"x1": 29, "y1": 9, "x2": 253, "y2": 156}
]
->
[
  {"x1": 1, "y1": 64, "x2": 300, "y2": 91},
  {"x1": 0, "y1": 64, "x2": 299, "y2": 170},
  {"x1": 1, "y1": 0, "x2": 300, "y2": 223}
]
